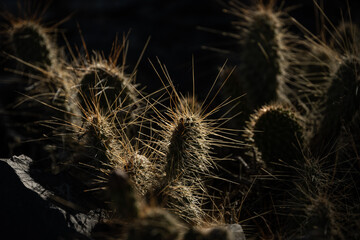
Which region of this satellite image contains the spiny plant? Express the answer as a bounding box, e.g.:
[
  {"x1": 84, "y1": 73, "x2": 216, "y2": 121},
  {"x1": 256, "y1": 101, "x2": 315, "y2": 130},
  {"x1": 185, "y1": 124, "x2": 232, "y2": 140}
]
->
[
  {"x1": 0, "y1": 4, "x2": 72, "y2": 158},
  {"x1": 107, "y1": 169, "x2": 140, "y2": 220},
  {"x1": 1, "y1": 2, "x2": 66, "y2": 105},
  {"x1": 321, "y1": 114, "x2": 360, "y2": 239},
  {"x1": 73, "y1": 36, "x2": 142, "y2": 137},
  {"x1": 78, "y1": 63, "x2": 138, "y2": 119},
  {"x1": 153, "y1": 93, "x2": 213, "y2": 223},
  {"x1": 330, "y1": 21, "x2": 360, "y2": 55},
  {"x1": 9, "y1": 21, "x2": 56, "y2": 70},
  {"x1": 59, "y1": 102, "x2": 122, "y2": 188},
  {"x1": 245, "y1": 103, "x2": 304, "y2": 169},
  {"x1": 291, "y1": 36, "x2": 337, "y2": 120},
  {"x1": 1, "y1": 6, "x2": 74, "y2": 109},
  {"x1": 163, "y1": 98, "x2": 213, "y2": 182},
  {"x1": 337, "y1": 112, "x2": 360, "y2": 174},
  {"x1": 310, "y1": 55, "x2": 360, "y2": 155},
  {"x1": 223, "y1": 0, "x2": 298, "y2": 112},
  {"x1": 147, "y1": 59, "x2": 240, "y2": 223},
  {"x1": 240, "y1": 104, "x2": 305, "y2": 238},
  {"x1": 106, "y1": 113, "x2": 163, "y2": 198},
  {"x1": 2, "y1": 6, "x2": 60, "y2": 73},
  {"x1": 125, "y1": 208, "x2": 185, "y2": 240},
  {"x1": 184, "y1": 225, "x2": 244, "y2": 240},
  {"x1": 50, "y1": 86, "x2": 158, "y2": 196},
  {"x1": 283, "y1": 155, "x2": 347, "y2": 240},
  {"x1": 302, "y1": 196, "x2": 341, "y2": 240},
  {"x1": 92, "y1": 169, "x2": 165, "y2": 240}
]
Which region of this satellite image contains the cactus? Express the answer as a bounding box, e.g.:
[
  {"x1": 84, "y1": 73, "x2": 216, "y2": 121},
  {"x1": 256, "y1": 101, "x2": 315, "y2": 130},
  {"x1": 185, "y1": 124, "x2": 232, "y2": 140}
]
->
[
  {"x1": 161, "y1": 96, "x2": 211, "y2": 161},
  {"x1": 164, "y1": 111, "x2": 212, "y2": 181},
  {"x1": 78, "y1": 64, "x2": 138, "y2": 117},
  {"x1": 73, "y1": 40, "x2": 142, "y2": 141},
  {"x1": 124, "y1": 152, "x2": 162, "y2": 196},
  {"x1": 58, "y1": 97, "x2": 156, "y2": 195},
  {"x1": 8, "y1": 21, "x2": 58, "y2": 71},
  {"x1": 293, "y1": 181, "x2": 345, "y2": 240},
  {"x1": 184, "y1": 225, "x2": 244, "y2": 240},
  {"x1": 125, "y1": 208, "x2": 184, "y2": 240},
  {"x1": 310, "y1": 55, "x2": 360, "y2": 154},
  {"x1": 107, "y1": 169, "x2": 139, "y2": 220},
  {"x1": 154, "y1": 95, "x2": 214, "y2": 223},
  {"x1": 183, "y1": 228, "x2": 204, "y2": 240},
  {"x1": 62, "y1": 107, "x2": 119, "y2": 186},
  {"x1": 295, "y1": 40, "x2": 336, "y2": 118},
  {"x1": 225, "y1": 1, "x2": 296, "y2": 111},
  {"x1": 147, "y1": 60, "x2": 240, "y2": 223},
  {"x1": 0, "y1": 8, "x2": 72, "y2": 160},
  {"x1": 245, "y1": 104, "x2": 304, "y2": 168},
  {"x1": 2, "y1": 2, "x2": 360, "y2": 240},
  {"x1": 78, "y1": 111, "x2": 116, "y2": 162},
  {"x1": 2, "y1": 10, "x2": 63, "y2": 99},
  {"x1": 56, "y1": 84, "x2": 161, "y2": 200},
  {"x1": 302, "y1": 196, "x2": 342, "y2": 240},
  {"x1": 330, "y1": 21, "x2": 360, "y2": 55},
  {"x1": 278, "y1": 153, "x2": 350, "y2": 240}
]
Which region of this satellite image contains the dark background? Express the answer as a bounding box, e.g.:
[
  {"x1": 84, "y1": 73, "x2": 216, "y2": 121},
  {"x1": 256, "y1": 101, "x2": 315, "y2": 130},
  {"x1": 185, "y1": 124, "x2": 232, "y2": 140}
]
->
[{"x1": 1, "y1": 0, "x2": 360, "y2": 97}]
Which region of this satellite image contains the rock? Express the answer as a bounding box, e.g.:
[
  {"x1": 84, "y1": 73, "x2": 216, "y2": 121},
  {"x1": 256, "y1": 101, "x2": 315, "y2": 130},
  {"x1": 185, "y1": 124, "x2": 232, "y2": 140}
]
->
[{"x1": 0, "y1": 155, "x2": 103, "y2": 239}]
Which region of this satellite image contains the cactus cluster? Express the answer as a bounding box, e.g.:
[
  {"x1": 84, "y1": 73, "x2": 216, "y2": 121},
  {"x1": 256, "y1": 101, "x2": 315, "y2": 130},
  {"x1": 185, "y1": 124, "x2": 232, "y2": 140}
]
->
[
  {"x1": 216, "y1": 1, "x2": 360, "y2": 239},
  {"x1": 1, "y1": 1, "x2": 360, "y2": 239}
]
